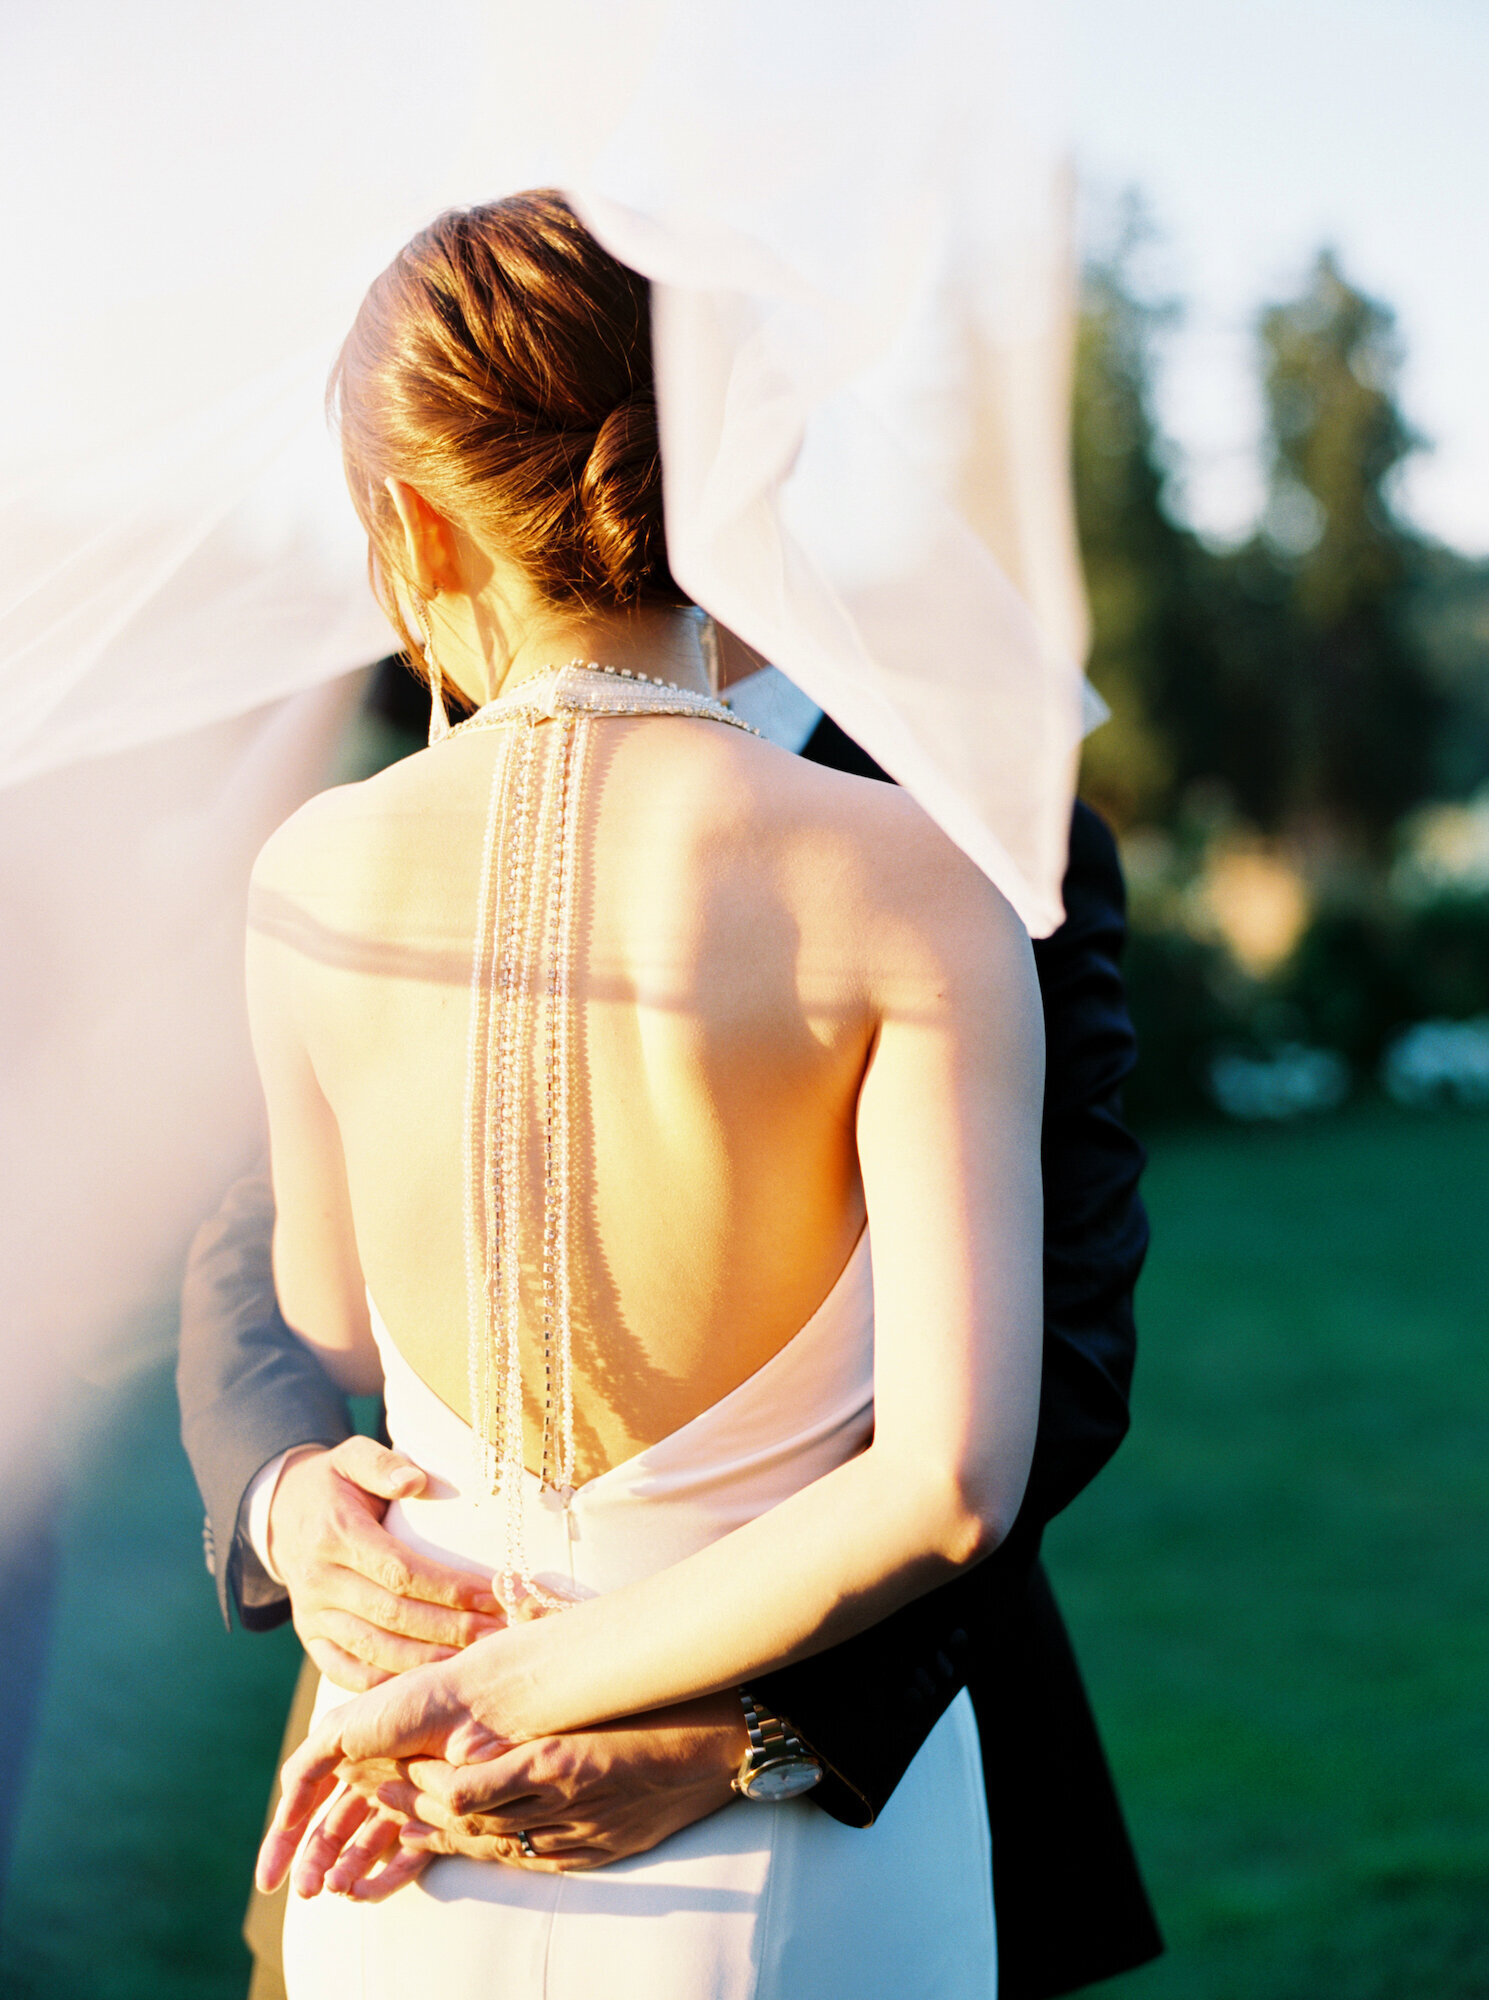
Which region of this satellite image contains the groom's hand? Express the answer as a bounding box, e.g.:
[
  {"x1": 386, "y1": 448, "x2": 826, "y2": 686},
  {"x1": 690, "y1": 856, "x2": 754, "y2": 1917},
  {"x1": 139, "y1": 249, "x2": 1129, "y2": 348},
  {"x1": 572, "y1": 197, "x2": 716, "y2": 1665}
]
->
[
  {"x1": 258, "y1": 1656, "x2": 748, "y2": 1893},
  {"x1": 268, "y1": 1438, "x2": 504, "y2": 1690},
  {"x1": 345, "y1": 1693, "x2": 748, "y2": 1881}
]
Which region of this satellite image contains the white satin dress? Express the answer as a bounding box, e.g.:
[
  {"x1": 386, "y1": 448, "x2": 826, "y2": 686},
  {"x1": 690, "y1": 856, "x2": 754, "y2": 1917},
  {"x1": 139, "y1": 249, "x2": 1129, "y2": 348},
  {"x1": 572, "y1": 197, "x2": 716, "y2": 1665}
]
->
[{"x1": 281, "y1": 1231, "x2": 997, "y2": 1999}]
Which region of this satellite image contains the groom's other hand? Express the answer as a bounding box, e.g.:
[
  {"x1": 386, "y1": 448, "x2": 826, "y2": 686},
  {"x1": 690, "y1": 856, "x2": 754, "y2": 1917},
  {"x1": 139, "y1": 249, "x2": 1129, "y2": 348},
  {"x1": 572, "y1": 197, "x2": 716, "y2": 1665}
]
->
[
  {"x1": 269, "y1": 1438, "x2": 504, "y2": 1690},
  {"x1": 371, "y1": 1693, "x2": 748, "y2": 1872}
]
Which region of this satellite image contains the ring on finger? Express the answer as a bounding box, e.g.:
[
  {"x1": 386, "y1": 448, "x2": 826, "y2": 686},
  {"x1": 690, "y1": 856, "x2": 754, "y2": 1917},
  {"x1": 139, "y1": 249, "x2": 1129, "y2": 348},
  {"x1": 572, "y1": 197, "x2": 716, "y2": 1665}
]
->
[{"x1": 517, "y1": 1830, "x2": 538, "y2": 1860}]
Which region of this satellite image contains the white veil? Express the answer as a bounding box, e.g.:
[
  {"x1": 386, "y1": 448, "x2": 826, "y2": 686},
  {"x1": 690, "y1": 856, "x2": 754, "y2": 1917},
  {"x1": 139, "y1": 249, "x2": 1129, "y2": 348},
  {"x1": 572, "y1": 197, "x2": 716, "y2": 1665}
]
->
[{"x1": 0, "y1": 0, "x2": 1088, "y2": 1459}]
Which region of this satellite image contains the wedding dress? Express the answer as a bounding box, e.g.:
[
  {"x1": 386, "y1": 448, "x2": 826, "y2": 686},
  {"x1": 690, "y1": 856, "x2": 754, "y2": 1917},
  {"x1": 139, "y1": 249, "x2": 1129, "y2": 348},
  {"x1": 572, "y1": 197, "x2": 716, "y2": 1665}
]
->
[
  {"x1": 282, "y1": 1253, "x2": 995, "y2": 1999},
  {"x1": 279, "y1": 666, "x2": 998, "y2": 1997}
]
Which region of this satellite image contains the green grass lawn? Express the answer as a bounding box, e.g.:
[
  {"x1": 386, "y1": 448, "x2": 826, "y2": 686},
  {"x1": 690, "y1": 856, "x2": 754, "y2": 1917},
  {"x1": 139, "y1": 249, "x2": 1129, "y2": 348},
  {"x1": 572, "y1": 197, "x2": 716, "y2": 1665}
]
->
[
  {"x1": 2, "y1": 1103, "x2": 1486, "y2": 1997},
  {"x1": 1046, "y1": 1105, "x2": 1489, "y2": 1999}
]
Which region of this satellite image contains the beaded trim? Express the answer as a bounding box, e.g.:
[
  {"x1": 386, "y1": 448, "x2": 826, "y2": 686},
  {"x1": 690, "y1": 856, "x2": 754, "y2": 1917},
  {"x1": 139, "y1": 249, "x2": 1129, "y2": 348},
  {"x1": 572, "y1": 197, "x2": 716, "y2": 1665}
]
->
[
  {"x1": 456, "y1": 660, "x2": 753, "y2": 1605},
  {"x1": 448, "y1": 658, "x2": 761, "y2": 741}
]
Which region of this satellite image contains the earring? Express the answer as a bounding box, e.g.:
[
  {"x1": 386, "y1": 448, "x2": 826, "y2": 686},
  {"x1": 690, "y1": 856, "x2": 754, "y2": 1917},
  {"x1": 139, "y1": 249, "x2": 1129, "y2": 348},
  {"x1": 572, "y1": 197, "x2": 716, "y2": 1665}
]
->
[{"x1": 412, "y1": 593, "x2": 451, "y2": 746}]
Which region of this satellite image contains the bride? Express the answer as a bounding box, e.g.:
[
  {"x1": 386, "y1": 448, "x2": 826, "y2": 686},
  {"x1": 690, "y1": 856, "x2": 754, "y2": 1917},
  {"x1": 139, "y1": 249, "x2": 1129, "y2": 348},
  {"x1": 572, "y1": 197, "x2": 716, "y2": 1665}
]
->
[{"x1": 249, "y1": 190, "x2": 1042, "y2": 1999}]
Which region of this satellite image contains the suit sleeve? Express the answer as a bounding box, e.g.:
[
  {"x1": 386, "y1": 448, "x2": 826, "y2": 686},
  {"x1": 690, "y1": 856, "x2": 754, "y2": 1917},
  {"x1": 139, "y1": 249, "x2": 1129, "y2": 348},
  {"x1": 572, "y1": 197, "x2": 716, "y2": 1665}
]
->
[
  {"x1": 177, "y1": 1168, "x2": 354, "y2": 1630},
  {"x1": 750, "y1": 801, "x2": 1148, "y2": 1824}
]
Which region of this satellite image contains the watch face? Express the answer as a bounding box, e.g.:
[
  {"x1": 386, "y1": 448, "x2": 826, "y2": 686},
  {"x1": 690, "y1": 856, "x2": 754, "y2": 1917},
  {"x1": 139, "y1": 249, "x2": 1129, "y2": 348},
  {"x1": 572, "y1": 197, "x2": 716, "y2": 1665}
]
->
[{"x1": 746, "y1": 1757, "x2": 823, "y2": 1802}]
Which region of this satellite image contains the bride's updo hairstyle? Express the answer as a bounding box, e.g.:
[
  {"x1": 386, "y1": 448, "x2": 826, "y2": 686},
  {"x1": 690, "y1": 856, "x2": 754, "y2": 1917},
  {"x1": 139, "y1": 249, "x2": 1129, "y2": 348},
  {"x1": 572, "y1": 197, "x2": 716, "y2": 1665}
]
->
[{"x1": 331, "y1": 190, "x2": 687, "y2": 662}]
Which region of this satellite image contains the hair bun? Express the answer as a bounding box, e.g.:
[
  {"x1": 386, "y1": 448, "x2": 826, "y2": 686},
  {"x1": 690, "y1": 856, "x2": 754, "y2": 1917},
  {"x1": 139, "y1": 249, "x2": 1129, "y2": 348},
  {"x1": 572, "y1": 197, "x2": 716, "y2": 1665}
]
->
[
  {"x1": 334, "y1": 193, "x2": 690, "y2": 637},
  {"x1": 578, "y1": 391, "x2": 673, "y2": 604}
]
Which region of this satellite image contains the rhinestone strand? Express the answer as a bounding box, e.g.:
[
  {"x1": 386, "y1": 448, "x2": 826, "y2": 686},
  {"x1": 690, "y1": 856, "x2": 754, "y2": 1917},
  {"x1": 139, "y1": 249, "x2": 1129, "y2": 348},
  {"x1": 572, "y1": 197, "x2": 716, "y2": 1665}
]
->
[
  {"x1": 492, "y1": 720, "x2": 540, "y2": 1599},
  {"x1": 550, "y1": 713, "x2": 589, "y2": 1498},
  {"x1": 462, "y1": 729, "x2": 509, "y2": 1503},
  {"x1": 537, "y1": 716, "x2": 576, "y2": 1494}
]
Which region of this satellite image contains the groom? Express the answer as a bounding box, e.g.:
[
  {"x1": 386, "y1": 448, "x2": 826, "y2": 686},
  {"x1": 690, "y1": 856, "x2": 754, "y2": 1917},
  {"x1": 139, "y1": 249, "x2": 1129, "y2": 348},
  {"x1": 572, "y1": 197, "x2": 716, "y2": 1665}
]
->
[{"x1": 180, "y1": 659, "x2": 1162, "y2": 1999}]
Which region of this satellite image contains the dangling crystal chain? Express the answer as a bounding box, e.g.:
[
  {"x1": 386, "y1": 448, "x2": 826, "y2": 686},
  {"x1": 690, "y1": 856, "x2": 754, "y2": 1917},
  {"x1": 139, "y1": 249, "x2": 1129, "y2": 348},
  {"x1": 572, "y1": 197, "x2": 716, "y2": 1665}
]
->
[
  {"x1": 457, "y1": 662, "x2": 756, "y2": 1605},
  {"x1": 462, "y1": 729, "x2": 506, "y2": 1510},
  {"x1": 461, "y1": 710, "x2": 591, "y2": 1606},
  {"x1": 541, "y1": 716, "x2": 585, "y2": 1500},
  {"x1": 493, "y1": 720, "x2": 541, "y2": 1595}
]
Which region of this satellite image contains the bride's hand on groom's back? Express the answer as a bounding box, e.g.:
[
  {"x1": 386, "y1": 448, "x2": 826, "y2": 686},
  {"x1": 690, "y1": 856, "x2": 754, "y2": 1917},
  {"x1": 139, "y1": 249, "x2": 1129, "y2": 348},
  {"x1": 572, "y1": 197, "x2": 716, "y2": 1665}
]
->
[{"x1": 268, "y1": 1438, "x2": 505, "y2": 1690}]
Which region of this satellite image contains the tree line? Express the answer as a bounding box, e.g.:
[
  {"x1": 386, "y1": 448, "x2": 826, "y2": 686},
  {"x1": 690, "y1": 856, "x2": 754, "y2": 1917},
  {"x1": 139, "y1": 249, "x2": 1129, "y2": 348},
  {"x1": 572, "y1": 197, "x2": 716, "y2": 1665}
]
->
[
  {"x1": 1075, "y1": 221, "x2": 1489, "y2": 857},
  {"x1": 1074, "y1": 216, "x2": 1489, "y2": 1118}
]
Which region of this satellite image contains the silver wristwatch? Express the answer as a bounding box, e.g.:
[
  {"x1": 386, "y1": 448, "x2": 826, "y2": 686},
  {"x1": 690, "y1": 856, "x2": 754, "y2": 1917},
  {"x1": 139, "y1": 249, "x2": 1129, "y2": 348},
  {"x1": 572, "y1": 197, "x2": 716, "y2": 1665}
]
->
[{"x1": 731, "y1": 1691, "x2": 824, "y2": 1801}]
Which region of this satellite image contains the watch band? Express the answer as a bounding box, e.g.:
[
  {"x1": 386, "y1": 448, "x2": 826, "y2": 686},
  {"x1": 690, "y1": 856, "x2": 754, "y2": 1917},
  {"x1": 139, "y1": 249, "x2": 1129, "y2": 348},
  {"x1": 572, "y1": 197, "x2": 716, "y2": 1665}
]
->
[
  {"x1": 733, "y1": 1690, "x2": 823, "y2": 1799},
  {"x1": 741, "y1": 1690, "x2": 809, "y2": 1762}
]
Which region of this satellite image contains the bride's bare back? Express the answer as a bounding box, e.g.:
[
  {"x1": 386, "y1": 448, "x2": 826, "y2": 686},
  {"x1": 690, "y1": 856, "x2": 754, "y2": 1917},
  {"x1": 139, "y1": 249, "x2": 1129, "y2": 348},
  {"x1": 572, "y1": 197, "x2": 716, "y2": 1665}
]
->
[{"x1": 249, "y1": 703, "x2": 1017, "y2": 1487}]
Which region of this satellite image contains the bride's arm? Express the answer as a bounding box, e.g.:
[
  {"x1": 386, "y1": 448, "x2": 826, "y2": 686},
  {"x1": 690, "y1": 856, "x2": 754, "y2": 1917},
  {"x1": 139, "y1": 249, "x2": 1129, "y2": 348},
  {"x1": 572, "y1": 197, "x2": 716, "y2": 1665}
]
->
[
  {"x1": 262, "y1": 824, "x2": 1043, "y2": 1860},
  {"x1": 487, "y1": 853, "x2": 1042, "y2": 1728}
]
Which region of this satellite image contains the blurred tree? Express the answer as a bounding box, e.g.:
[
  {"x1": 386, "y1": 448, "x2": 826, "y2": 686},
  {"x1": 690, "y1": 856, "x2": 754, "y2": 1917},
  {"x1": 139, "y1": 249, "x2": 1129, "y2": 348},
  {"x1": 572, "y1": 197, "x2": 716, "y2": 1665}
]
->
[
  {"x1": 1072, "y1": 210, "x2": 1258, "y2": 836},
  {"x1": 1400, "y1": 545, "x2": 1489, "y2": 800},
  {"x1": 1072, "y1": 221, "x2": 1489, "y2": 1113},
  {"x1": 1074, "y1": 235, "x2": 1478, "y2": 856},
  {"x1": 1244, "y1": 250, "x2": 1449, "y2": 851},
  {"x1": 1072, "y1": 216, "x2": 1193, "y2": 829}
]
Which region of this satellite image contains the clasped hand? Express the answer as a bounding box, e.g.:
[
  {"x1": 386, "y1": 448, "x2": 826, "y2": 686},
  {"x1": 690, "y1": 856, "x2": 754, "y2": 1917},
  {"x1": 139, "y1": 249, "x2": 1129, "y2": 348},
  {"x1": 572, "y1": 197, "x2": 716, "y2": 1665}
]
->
[{"x1": 257, "y1": 1441, "x2": 744, "y2": 1898}]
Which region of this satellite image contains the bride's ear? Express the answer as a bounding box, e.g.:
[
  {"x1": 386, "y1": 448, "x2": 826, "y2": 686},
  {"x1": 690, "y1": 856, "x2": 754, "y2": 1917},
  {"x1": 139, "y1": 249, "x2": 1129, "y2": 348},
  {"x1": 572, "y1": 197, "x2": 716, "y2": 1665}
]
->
[{"x1": 385, "y1": 477, "x2": 463, "y2": 597}]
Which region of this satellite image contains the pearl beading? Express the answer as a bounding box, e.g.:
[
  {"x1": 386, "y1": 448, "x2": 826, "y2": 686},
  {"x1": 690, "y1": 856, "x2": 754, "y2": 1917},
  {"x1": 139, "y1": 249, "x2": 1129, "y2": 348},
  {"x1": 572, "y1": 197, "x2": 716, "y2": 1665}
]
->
[
  {"x1": 448, "y1": 658, "x2": 762, "y2": 740},
  {"x1": 453, "y1": 660, "x2": 756, "y2": 1605}
]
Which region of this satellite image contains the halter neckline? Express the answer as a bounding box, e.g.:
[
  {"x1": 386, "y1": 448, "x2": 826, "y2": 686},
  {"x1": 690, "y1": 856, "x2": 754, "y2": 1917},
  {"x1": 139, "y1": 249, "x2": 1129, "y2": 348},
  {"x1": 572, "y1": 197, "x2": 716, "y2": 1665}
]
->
[{"x1": 450, "y1": 660, "x2": 760, "y2": 740}]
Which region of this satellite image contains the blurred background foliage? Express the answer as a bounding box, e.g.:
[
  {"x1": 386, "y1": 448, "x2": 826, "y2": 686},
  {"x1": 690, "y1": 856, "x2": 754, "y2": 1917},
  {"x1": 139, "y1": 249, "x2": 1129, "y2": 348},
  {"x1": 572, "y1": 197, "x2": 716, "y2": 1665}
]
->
[{"x1": 1075, "y1": 205, "x2": 1489, "y2": 1125}]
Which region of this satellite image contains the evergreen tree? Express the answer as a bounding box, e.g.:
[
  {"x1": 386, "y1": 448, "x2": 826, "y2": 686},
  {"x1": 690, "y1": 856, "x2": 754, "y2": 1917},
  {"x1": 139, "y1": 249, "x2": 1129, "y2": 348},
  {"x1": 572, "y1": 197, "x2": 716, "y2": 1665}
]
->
[
  {"x1": 1072, "y1": 223, "x2": 1204, "y2": 830},
  {"x1": 1073, "y1": 236, "x2": 1463, "y2": 851},
  {"x1": 1246, "y1": 250, "x2": 1446, "y2": 849}
]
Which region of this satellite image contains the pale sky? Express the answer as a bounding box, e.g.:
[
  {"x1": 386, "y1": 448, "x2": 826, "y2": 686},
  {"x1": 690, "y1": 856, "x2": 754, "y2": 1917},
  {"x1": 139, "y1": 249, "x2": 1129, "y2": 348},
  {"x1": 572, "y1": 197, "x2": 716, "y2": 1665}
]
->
[
  {"x1": 6, "y1": 1, "x2": 1481, "y2": 557},
  {"x1": 1070, "y1": 0, "x2": 1488, "y2": 555}
]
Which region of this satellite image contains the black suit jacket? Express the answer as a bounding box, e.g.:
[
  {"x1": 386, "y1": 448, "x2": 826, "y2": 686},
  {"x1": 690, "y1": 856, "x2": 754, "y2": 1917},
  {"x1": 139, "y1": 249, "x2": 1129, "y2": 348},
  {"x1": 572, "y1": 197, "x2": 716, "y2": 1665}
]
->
[{"x1": 178, "y1": 717, "x2": 1160, "y2": 1997}]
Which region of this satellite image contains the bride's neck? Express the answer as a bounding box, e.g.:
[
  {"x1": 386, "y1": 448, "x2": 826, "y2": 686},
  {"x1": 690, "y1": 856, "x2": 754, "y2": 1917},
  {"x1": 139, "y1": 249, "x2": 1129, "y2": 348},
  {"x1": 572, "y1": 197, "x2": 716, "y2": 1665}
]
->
[{"x1": 499, "y1": 604, "x2": 714, "y2": 699}]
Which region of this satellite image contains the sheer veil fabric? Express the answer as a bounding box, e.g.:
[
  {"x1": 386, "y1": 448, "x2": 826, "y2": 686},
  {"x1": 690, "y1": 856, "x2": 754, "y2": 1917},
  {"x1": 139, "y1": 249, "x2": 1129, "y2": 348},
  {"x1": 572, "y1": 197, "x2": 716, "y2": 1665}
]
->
[{"x1": 0, "y1": 2, "x2": 1087, "y2": 1438}]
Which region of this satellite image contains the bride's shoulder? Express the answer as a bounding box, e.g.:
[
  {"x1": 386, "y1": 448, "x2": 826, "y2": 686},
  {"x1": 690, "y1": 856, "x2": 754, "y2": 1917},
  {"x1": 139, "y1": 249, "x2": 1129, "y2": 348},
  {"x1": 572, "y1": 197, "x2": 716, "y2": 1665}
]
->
[
  {"x1": 752, "y1": 742, "x2": 1015, "y2": 899},
  {"x1": 248, "y1": 751, "x2": 441, "y2": 926},
  {"x1": 717, "y1": 738, "x2": 1028, "y2": 973},
  {"x1": 250, "y1": 772, "x2": 384, "y2": 901}
]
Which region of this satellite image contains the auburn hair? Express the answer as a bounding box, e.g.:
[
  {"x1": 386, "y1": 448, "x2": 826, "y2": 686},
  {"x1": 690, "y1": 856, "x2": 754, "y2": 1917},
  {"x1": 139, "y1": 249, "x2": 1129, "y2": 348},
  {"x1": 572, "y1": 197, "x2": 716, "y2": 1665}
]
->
[{"x1": 330, "y1": 191, "x2": 688, "y2": 666}]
